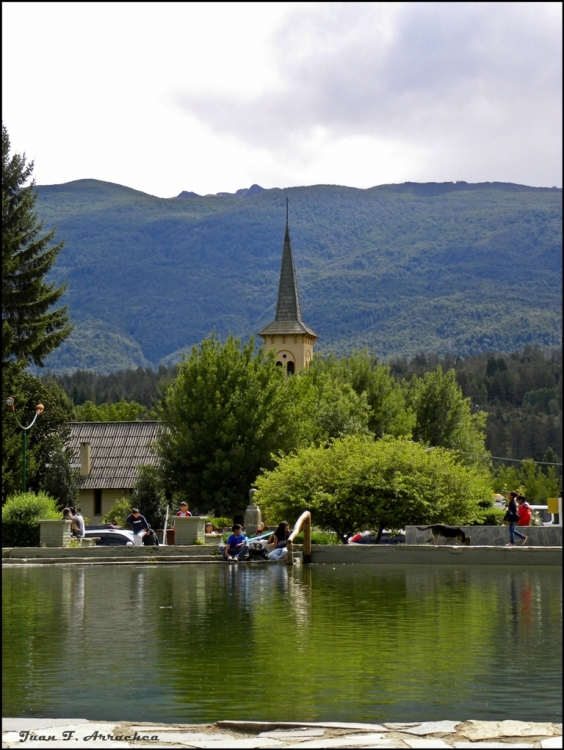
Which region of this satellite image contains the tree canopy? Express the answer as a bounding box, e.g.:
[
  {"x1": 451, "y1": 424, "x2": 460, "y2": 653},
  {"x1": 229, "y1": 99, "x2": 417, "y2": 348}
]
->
[
  {"x1": 156, "y1": 335, "x2": 297, "y2": 516},
  {"x1": 72, "y1": 398, "x2": 149, "y2": 422},
  {"x1": 154, "y1": 338, "x2": 400, "y2": 515},
  {"x1": 409, "y1": 366, "x2": 489, "y2": 466},
  {"x1": 254, "y1": 435, "x2": 493, "y2": 541}
]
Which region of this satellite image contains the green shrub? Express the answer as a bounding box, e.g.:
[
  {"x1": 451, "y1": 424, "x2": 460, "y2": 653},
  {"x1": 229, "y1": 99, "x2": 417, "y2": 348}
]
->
[
  {"x1": 292, "y1": 531, "x2": 340, "y2": 545},
  {"x1": 2, "y1": 492, "x2": 60, "y2": 547},
  {"x1": 206, "y1": 517, "x2": 233, "y2": 530},
  {"x1": 476, "y1": 507, "x2": 506, "y2": 526},
  {"x1": 103, "y1": 497, "x2": 131, "y2": 527}
]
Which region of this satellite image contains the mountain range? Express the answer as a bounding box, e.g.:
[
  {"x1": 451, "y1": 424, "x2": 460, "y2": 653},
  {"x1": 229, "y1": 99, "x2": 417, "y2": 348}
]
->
[{"x1": 34, "y1": 179, "x2": 562, "y2": 374}]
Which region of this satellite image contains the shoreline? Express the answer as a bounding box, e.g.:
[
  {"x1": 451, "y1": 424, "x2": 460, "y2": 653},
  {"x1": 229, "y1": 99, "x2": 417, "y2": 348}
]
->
[
  {"x1": 2, "y1": 718, "x2": 562, "y2": 748},
  {"x1": 2, "y1": 544, "x2": 562, "y2": 566}
]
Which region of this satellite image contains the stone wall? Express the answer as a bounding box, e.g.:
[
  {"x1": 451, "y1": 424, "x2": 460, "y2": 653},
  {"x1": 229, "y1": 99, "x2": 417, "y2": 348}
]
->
[
  {"x1": 174, "y1": 516, "x2": 206, "y2": 545},
  {"x1": 38, "y1": 520, "x2": 72, "y2": 548},
  {"x1": 310, "y1": 544, "x2": 561, "y2": 565},
  {"x1": 405, "y1": 525, "x2": 562, "y2": 547}
]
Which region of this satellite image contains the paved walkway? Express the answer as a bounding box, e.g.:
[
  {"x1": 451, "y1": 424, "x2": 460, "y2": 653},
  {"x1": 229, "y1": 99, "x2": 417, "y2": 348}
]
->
[{"x1": 2, "y1": 719, "x2": 562, "y2": 748}]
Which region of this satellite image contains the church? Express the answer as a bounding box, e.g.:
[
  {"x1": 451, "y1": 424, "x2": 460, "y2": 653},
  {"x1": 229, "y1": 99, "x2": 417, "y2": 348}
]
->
[{"x1": 258, "y1": 205, "x2": 318, "y2": 373}]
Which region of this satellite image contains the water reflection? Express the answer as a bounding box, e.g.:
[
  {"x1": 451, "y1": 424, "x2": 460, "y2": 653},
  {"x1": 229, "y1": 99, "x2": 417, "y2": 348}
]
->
[{"x1": 2, "y1": 564, "x2": 561, "y2": 723}]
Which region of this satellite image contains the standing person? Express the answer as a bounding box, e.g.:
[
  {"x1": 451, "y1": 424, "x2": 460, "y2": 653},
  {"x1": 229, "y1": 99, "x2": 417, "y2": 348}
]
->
[
  {"x1": 124, "y1": 508, "x2": 150, "y2": 539},
  {"x1": 175, "y1": 502, "x2": 192, "y2": 517},
  {"x1": 517, "y1": 495, "x2": 532, "y2": 527},
  {"x1": 69, "y1": 506, "x2": 85, "y2": 538},
  {"x1": 504, "y1": 491, "x2": 528, "y2": 546},
  {"x1": 221, "y1": 524, "x2": 248, "y2": 561},
  {"x1": 267, "y1": 521, "x2": 291, "y2": 560}
]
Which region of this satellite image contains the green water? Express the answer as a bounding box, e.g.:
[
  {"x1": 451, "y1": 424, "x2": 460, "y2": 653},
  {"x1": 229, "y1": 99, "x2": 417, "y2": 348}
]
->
[{"x1": 2, "y1": 564, "x2": 562, "y2": 723}]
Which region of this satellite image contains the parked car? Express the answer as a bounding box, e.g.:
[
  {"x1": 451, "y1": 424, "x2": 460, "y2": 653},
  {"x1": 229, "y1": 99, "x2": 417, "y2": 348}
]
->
[
  {"x1": 84, "y1": 526, "x2": 137, "y2": 546},
  {"x1": 348, "y1": 530, "x2": 405, "y2": 545}
]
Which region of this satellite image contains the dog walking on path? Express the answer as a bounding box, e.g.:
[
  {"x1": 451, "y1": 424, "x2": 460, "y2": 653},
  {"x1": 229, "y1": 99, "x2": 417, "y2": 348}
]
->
[{"x1": 417, "y1": 524, "x2": 472, "y2": 545}]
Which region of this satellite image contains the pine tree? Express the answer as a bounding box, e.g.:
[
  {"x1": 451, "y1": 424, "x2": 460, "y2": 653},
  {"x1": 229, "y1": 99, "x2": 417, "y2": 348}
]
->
[{"x1": 2, "y1": 123, "x2": 72, "y2": 368}]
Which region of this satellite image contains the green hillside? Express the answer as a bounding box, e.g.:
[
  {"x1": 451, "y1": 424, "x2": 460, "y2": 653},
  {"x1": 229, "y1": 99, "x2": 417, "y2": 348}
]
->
[{"x1": 35, "y1": 179, "x2": 562, "y2": 374}]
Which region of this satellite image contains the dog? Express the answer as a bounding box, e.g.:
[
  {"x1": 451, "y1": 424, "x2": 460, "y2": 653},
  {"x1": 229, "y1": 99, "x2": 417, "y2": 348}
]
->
[{"x1": 416, "y1": 524, "x2": 471, "y2": 546}]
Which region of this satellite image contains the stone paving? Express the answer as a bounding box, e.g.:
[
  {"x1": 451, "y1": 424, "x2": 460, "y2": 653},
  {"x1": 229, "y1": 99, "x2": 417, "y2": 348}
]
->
[{"x1": 2, "y1": 719, "x2": 562, "y2": 749}]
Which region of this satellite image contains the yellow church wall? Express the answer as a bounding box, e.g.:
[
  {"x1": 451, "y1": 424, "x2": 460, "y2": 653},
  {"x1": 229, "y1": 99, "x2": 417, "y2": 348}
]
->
[{"x1": 261, "y1": 334, "x2": 315, "y2": 372}]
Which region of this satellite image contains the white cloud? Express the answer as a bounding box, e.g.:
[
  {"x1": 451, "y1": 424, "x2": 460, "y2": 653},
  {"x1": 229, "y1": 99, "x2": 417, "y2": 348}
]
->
[
  {"x1": 2, "y1": 2, "x2": 561, "y2": 195},
  {"x1": 178, "y1": 2, "x2": 563, "y2": 187}
]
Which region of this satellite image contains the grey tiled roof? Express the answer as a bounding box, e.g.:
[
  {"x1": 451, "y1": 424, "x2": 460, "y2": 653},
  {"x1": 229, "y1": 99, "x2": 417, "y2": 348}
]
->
[
  {"x1": 67, "y1": 421, "x2": 166, "y2": 490},
  {"x1": 258, "y1": 224, "x2": 318, "y2": 339}
]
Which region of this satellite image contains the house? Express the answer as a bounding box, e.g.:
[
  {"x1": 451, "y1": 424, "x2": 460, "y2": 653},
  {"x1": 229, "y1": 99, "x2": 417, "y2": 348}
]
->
[{"x1": 68, "y1": 421, "x2": 164, "y2": 522}]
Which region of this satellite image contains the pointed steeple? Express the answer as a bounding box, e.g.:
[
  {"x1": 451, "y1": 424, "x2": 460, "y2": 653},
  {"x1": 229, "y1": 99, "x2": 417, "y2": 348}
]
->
[
  {"x1": 275, "y1": 220, "x2": 303, "y2": 322},
  {"x1": 258, "y1": 200, "x2": 318, "y2": 339}
]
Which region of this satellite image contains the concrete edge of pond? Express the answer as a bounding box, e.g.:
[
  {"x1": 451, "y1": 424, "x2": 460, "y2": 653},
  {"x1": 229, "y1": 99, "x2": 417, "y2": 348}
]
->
[
  {"x1": 309, "y1": 545, "x2": 562, "y2": 565},
  {"x1": 2, "y1": 545, "x2": 561, "y2": 566},
  {"x1": 2, "y1": 718, "x2": 562, "y2": 748}
]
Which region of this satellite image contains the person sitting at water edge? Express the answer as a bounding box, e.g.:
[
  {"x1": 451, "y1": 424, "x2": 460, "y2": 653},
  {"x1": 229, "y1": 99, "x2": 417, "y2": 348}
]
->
[
  {"x1": 221, "y1": 524, "x2": 248, "y2": 561},
  {"x1": 142, "y1": 525, "x2": 160, "y2": 546},
  {"x1": 267, "y1": 521, "x2": 291, "y2": 560},
  {"x1": 254, "y1": 521, "x2": 267, "y2": 536},
  {"x1": 124, "y1": 508, "x2": 151, "y2": 538},
  {"x1": 69, "y1": 506, "x2": 85, "y2": 538},
  {"x1": 62, "y1": 508, "x2": 80, "y2": 538}
]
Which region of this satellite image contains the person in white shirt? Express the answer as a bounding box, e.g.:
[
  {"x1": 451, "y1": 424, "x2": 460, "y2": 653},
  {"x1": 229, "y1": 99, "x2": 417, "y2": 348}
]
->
[{"x1": 69, "y1": 506, "x2": 85, "y2": 538}]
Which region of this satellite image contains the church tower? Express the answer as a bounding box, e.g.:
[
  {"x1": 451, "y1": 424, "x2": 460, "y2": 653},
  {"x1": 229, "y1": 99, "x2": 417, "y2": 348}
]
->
[{"x1": 258, "y1": 203, "x2": 318, "y2": 373}]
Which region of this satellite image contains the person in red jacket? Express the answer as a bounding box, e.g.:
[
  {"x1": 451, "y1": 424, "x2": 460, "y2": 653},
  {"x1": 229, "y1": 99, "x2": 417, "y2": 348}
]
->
[
  {"x1": 517, "y1": 495, "x2": 532, "y2": 526},
  {"x1": 175, "y1": 502, "x2": 192, "y2": 517}
]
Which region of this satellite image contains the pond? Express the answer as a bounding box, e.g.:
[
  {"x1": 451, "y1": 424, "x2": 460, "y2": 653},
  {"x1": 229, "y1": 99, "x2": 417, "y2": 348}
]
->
[{"x1": 2, "y1": 564, "x2": 562, "y2": 724}]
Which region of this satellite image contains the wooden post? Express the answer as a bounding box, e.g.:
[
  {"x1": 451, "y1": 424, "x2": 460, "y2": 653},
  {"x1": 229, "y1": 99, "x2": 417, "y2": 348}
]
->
[
  {"x1": 286, "y1": 537, "x2": 293, "y2": 565},
  {"x1": 303, "y1": 513, "x2": 312, "y2": 564},
  {"x1": 287, "y1": 510, "x2": 312, "y2": 565}
]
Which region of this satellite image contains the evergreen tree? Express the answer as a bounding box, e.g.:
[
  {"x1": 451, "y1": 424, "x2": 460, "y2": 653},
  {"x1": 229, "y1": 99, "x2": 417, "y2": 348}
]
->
[
  {"x1": 130, "y1": 465, "x2": 167, "y2": 528},
  {"x1": 2, "y1": 124, "x2": 73, "y2": 501},
  {"x1": 2, "y1": 123, "x2": 72, "y2": 369},
  {"x1": 40, "y1": 438, "x2": 79, "y2": 510}
]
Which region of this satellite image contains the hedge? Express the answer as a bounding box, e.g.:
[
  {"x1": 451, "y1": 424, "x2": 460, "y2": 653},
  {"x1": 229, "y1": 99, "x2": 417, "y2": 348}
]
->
[{"x1": 2, "y1": 492, "x2": 60, "y2": 547}]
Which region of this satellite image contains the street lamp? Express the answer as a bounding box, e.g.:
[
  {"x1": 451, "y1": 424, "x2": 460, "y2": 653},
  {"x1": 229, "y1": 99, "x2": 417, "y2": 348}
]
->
[{"x1": 6, "y1": 397, "x2": 45, "y2": 492}]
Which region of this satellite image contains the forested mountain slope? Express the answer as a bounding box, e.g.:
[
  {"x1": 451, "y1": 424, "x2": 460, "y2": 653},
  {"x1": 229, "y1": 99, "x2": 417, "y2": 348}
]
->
[{"x1": 35, "y1": 179, "x2": 562, "y2": 374}]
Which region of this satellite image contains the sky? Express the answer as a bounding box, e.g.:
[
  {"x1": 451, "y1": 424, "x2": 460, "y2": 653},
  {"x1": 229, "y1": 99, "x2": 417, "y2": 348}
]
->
[{"x1": 2, "y1": 2, "x2": 562, "y2": 198}]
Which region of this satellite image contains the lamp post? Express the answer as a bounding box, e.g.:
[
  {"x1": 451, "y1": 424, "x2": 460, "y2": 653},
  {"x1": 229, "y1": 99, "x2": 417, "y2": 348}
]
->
[{"x1": 6, "y1": 397, "x2": 45, "y2": 492}]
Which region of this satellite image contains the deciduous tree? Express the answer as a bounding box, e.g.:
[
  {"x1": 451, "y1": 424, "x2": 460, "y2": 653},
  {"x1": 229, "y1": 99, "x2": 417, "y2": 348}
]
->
[
  {"x1": 156, "y1": 335, "x2": 296, "y2": 516},
  {"x1": 255, "y1": 435, "x2": 492, "y2": 542},
  {"x1": 409, "y1": 366, "x2": 488, "y2": 466}
]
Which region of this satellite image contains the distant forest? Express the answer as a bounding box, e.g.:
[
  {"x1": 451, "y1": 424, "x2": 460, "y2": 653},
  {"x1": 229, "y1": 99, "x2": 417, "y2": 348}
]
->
[
  {"x1": 43, "y1": 345, "x2": 562, "y2": 470},
  {"x1": 35, "y1": 179, "x2": 562, "y2": 373}
]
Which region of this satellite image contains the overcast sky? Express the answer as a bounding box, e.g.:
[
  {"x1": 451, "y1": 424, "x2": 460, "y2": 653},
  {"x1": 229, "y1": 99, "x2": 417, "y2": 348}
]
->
[{"x1": 3, "y1": 2, "x2": 562, "y2": 197}]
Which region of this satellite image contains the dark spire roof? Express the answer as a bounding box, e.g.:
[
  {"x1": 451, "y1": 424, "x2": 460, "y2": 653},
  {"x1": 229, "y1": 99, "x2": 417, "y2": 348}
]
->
[
  {"x1": 275, "y1": 223, "x2": 303, "y2": 322},
  {"x1": 259, "y1": 209, "x2": 318, "y2": 339}
]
